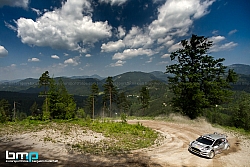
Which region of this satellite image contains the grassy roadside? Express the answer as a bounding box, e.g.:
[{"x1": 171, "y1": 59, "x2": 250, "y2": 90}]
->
[
  {"x1": 129, "y1": 115, "x2": 250, "y2": 139},
  {"x1": 212, "y1": 124, "x2": 250, "y2": 139},
  {"x1": 0, "y1": 118, "x2": 159, "y2": 155}
]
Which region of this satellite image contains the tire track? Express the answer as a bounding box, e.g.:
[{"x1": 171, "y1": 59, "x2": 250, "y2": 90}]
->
[{"x1": 129, "y1": 120, "x2": 247, "y2": 167}]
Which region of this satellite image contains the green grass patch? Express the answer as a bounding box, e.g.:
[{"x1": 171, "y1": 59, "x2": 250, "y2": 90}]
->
[
  {"x1": 0, "y1": 118, "x2": 159, "y2": 155},
  {"x1": 69, "y1": 119, "x2": 158, "y2": 154}
]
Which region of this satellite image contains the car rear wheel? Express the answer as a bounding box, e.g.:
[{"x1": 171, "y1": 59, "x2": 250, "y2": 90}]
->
[{"x1": 209, "y1": 151, "x2": 215, "y2": 159}]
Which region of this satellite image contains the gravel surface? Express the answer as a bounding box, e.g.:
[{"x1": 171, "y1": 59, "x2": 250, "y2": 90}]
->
[{"x1": 0, "y1": 118, "x2": 249, "y2": 167}]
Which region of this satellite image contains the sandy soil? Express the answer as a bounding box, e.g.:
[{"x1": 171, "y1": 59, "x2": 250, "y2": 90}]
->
[
  {"x1": 129, "y1": 118, "x2": 250, "y2": 167},
  {"x1": 0, "y1": 118, "x2": 249, "y2": 167}
]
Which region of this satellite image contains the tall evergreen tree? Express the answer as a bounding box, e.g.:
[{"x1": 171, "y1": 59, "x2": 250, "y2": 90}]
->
[
  {"x1": 89, "y1": 83, "x2": 99, "y2": 119},
  {"x1": 47, "y1": 78, "x2": 59, "y2": 119},
  {"x1": 103, "y1": 77, "x2": 118, "y2": 117},
  {"x1": 139, "y1": 86, "x2": 150, "y2": 114},
  {"x1": 39, "y1": 74, "x2": 76, "y2": 120},
  {"x1": 166, "y1": 34, "x2": 238, "y2": 119},
  {"x1": 0, "y1": 99, "x2": 11, "y2": 122},
  {"x1": 47, "y1": 78, "x2": 76, "y2": 119},
  {"x1": 39, "y1": 71, "x2": 50, "y2": 95},
  {"x1": 39, "y1": 71, "x2": 51, "y2": 120}
]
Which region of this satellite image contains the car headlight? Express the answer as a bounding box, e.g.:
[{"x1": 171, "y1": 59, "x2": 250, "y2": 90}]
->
[
  {"x1": 189, "y1": 141, "x2": 194, "y2": 146},
  {"x1": 202, "y1": 146, "x2": 211, "y2": 151}
]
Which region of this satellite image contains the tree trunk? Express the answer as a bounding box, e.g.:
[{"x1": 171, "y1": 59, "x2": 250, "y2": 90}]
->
[
  {"x1": 109, "y1": 87, "x2": 112, "y2": 117},
  {"x1": 92, "y1": 96, "x2": 95, "y2": 120}
]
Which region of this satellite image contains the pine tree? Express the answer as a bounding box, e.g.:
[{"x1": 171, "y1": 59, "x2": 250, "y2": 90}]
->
[
  {"x1": 89, "y1": 83, "x2": 99, "y2": 120},
  {"x1": 103, "y1": 77, "x2": 118, "y2": 117},
  {"x1": 47, "y1": 78, "x2": 76, "y2": 119},
  {"x1": 139, "y1": 86, "x2": 150, "y2": 114},
  {"x1": 39, "y1": 71, "x2": 50, "y2": 95},
  {"x1": 39, "y1": 71, "x2": 51, "y2": 120},
  {"x1": 0, "y1": 99, "x2": 11, "y2": 122},
  {"x1": 47, "y1": 78, "x2": 59, "y2": 119}
]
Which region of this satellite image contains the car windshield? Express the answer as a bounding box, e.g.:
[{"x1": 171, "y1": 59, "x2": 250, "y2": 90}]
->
[{"x1": 196, "y1": 137, "x2": 214, "y2": 145}]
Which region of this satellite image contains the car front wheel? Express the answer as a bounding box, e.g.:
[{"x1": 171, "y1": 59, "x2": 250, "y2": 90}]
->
[{"x1": 209, "y1": 151, "x2": 215, "y2": 159}]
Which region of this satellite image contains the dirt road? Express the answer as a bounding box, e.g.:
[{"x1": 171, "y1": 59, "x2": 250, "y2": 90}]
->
[
  {"x1": 128, "y1": 119, "x2": 250, "y2": 167},
  {"x1": 0, "y1": 118, "x2": 249, "y2": 167}
]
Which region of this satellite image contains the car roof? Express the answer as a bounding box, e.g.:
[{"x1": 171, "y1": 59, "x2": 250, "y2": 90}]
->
[{"x1": 201, "y1": 133, "x2": 227, "y2": 140}]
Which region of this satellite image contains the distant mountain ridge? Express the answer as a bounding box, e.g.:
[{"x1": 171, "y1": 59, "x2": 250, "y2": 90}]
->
[
  {"x1": 0, "y1": 74, "x2": 104, "y2": 83},
  {"x1": 111, "y1": 71, "x2": 167, "y2": 89},
  {"x1": 228, "y1": 64, "x2": 250, "y2": 75},
  {"x1": 1, "y1": 64, "x2": 250, "y2": 95},
  {"x1": 0, "y1": 71, "x2": 167, "y2": 95},
  {"x1": 69, "y1": 74, "x2": 104, "y2": 80}
]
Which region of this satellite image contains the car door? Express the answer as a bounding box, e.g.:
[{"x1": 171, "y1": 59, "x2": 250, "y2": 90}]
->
[
  {"x1": 213, "y1": 139, "x2": 221, "y2": 154},
  {"x1": 216, "y1": 139, "x2": 225, "y2": 152},
  {"x1": 219, "y1": 138, "x2": 227, "y2": 150}
]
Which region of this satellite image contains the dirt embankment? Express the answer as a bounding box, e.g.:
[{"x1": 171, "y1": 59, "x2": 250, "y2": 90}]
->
[{"x1": 0, "y1": 118, "x2": 249, "y2": 167}]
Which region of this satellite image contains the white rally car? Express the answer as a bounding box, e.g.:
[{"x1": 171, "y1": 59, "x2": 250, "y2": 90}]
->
[{"x1": 188, "y1": 132, "x2": 230, "y2": 159}]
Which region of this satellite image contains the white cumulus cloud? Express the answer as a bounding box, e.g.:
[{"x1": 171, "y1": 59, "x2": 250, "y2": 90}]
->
[
  {"x1": 16, "y1": 0, "x2": 112, "y2": 52},
  {"x1": 209, "y1": 35, "x2": 237, "y2": 52},
  {"x1": 101, "y1": 26, "x2": 154, "y2": 53},
  {"x1": 99, "y1": 0, "x2": 129, "y2": 6},
  {"x1": 64, "y1": 58, "x2": 78, "y2": 66},
  {"x1": 64, "y1": 55, "x2": 81, "y2": 66},
  {"x1": 210, "y1": 42, "x2": 238, "y2": 52},
  {"x1": 168, "y1": 42, "x2": 183, "y2": 53},
  {"x1": 113, "y1": 48, "x2": 154, "y2": 60},
  {"x1": 209, "y1": 36, "x2": 225, "y2": 44},
  {"x1": 101, "y1": 40, "x2": 125, "y2": 52},
  {"x1": 123, "y1": 27, "x2": 154, "y2": 49},
  {"x1": 110, "y1": 60, "x2": 126, "y2": 67},
  {"x1": 117, "y1": 26, "x2": 126, "y2": 38},
  {"x1": 28, "y1": 58, "x2": 40, "y2": 62},
  {"x1": 51, "y1": 55, "x2": 60, "y2": 59},
  {"x1": 102, "y1": 0, "x2": 215, "y2": 62},
  {"x1": 0, "y1": 45, "x2": 8, "y2": 58},
  {"x1": 149, "y1": 0, "x2": 215, "y2": 39},
  {"x1": 161, "y1": 54, "x2": 170, "y2": 58},
  {"x1": 0, "y1": 0, "x2": 29, "y2": 8}
]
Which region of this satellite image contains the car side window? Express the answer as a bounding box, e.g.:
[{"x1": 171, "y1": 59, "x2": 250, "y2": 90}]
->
[
  {"x1": 217, "y1": 139, "x2": 224, "y2": 146},
  {"x1": 219, "y1": 139, "x2": 225, "y2": 145},
  {"x1": 213, "y1": 140, "x2": 220, "y2": 146}
]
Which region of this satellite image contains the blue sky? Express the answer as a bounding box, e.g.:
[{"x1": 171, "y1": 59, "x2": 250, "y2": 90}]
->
[{"x1": 0, "y1": 0, "x2": 249, "y2": 80}]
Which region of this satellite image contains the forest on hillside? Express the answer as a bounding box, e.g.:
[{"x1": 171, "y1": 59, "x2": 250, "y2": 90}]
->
[{"x1": 1, "y1": 35, "x2": 250, "y2": 132}]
